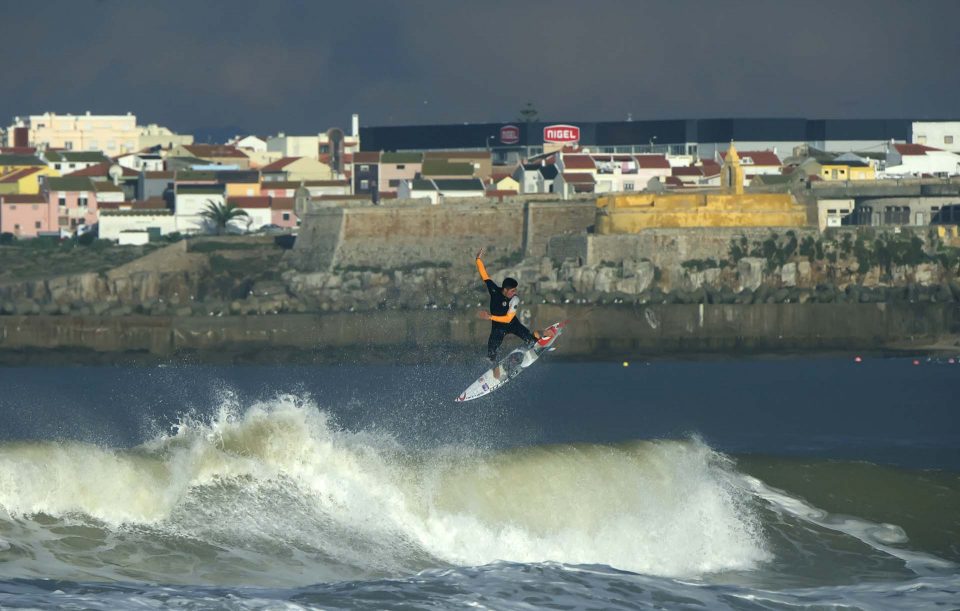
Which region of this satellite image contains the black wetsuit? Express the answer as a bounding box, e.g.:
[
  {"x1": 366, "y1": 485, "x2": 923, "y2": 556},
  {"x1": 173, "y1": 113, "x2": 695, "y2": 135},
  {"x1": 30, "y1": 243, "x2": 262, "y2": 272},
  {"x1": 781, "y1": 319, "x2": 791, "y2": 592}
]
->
[{"x1": 484, "y1": 277, "x2": 536, "y2": 361}]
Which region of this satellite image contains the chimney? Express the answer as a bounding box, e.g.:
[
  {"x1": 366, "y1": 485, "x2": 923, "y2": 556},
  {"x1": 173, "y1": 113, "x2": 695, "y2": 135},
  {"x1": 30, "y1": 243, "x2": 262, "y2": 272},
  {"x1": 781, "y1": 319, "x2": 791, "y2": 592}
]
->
[{"x1": 352, "y1": 114, "x2": 359, "y2": 138}]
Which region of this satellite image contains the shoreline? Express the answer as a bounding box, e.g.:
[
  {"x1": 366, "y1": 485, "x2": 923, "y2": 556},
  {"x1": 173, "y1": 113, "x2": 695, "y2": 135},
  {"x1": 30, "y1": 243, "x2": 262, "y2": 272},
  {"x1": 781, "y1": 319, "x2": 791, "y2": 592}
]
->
[{"x1": 1, "y1": 302, "x2": 957, "y2": 365}]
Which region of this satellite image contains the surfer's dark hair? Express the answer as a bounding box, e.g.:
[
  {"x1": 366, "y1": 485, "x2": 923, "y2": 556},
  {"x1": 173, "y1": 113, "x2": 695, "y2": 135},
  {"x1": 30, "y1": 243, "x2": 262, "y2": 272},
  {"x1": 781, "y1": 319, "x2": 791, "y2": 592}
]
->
[{"x1": 502, "y1": 277, "x2": 518, "y2": 289}]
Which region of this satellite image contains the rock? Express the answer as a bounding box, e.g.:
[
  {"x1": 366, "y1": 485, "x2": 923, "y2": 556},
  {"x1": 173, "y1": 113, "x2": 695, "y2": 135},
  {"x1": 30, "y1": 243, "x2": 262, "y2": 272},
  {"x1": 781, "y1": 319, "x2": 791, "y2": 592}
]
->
[
  {"x1": 572, "y1": 267, "x2": 597, "y2": 293},
  {"x1": 594, "y1": 267, "x2": 618, "y2": 293},
  {"x1": 781, "y1": 262, "x2": 797, "y2": 287},
  {"x1": 737, "y1": 257, "x2": 765, "y2": 292},
  {"x1": 915, "y1": 263, "x2": 936, "y2": 286}
]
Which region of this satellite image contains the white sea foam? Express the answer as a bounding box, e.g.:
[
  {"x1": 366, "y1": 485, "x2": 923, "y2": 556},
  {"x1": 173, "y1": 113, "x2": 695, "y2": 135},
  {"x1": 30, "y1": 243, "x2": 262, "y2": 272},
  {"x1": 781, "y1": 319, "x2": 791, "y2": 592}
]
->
[
  {"x1": 0, "y1": 394, "x2": 770, "y2": 583},
  {"x1": 741, "y1": 475, "x2": 956, "y2": 574}
]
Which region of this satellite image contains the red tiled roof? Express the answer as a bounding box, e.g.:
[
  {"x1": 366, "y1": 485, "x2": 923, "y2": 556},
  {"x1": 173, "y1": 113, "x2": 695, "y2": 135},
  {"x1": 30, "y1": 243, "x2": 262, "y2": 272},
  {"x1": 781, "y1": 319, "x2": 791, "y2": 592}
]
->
[
  {"x1": 562, "y1": 172, "x2": 595, "y2": 183},
  {"x1": 99, "y1": 198, "x2": 169, "y2": 211},
  {"x1": 561, "y1": 154, "x2": 595, "y2": 170},
  {"x1": 485, "y1": 189, "x2": 518, "y2": 196},
  {"x1": 184, "y1": 144, "x2": 248, "y2": 159},
  {"x1": 0, "y1": 167, "x2": 43, "y2": 183},
  {"x1": 261, "y1": 180, "x2": 349, "y2": 190},
  {"x1": 145, "y1": 171, "x2": 175, "y2": 179},
  {"x1": 894, "y1": 143, "x2": 942, "y2": 155},
  {"x1": 261, "y1": 157, "x2": 300, "y2": 172},
  {"x1": 719, "y1": 150, "x2": 782, "y2": 166},
  {"x1": 672, "y1": 167, "x2": 703, "y2": 177},
  {"x1": 699, "y1": 160, "x2": 722, "y2": 176},
  {"x1": 635, "y1": 155, "x2": 671, "y2": 169},
  {"x1": 228, "y1": 196, "x2": 271, "y2": 208},
  {"x1": 271, "y1": 197, "x2": 294, "y2": 210},
  {"x1": 1, "y1": 194, "x2": 46, "y2": 204},
  {"x1": 67, "y1": 162, "x2": 137, "y2": 177},
  {"x1": 353, "y1": 151, "x2": 381, "y2": 163},
  {"x1": 0, "y1": 147, "x2": 37, "y2": 155},
  {"x1": 664, "y1": 176, "x2": 685, "y2": 187}
]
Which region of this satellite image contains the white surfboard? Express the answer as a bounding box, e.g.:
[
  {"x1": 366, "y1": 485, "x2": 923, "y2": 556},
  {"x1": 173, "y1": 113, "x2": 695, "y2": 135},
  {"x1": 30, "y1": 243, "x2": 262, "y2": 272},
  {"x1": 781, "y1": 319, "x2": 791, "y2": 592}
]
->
[{"x1": 455, "y1": 320, "x2": 567, "y2": 403}]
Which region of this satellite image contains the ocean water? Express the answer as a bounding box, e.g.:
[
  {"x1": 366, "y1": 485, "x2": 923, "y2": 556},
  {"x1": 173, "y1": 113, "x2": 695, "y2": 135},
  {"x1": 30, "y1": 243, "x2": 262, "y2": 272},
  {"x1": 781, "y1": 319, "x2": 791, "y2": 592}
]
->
[{"x1": 0, "y1": 357, "x2": 957, "y2": 609}]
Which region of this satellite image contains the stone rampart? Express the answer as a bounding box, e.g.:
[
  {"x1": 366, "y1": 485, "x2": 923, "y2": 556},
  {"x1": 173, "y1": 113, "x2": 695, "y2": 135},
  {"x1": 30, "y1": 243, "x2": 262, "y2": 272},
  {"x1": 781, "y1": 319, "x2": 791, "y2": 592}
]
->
[
  {"x1": 548, "y1": 227, "x2": 820, "y2": 267},
  {"x1": 1, "y1": 303, "x2": 957, "y2": 363},
  {"x1": 289, "y1": 199, "x2": 595, "y2": 271}
]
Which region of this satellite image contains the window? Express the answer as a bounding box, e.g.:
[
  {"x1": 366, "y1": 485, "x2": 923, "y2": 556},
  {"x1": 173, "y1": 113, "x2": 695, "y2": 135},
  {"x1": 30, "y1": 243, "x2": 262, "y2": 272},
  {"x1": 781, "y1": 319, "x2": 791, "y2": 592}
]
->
[
  {"x1": 946, "y1": 135, "x2": 955, "y2": 145},
  {"x1": 624, "y1": 182, "x2": 635, "y2": 191},
  {"x1": 360, "y1": 164, "x2": 369, "y2": 172},
  {"x1": 917, "y1": 135, "x2": 927, "y2": 144},
  {"x1": 35, "y1": 221, "x2": 41, "y2": 229},
  {"x1": 8, "y1": 204, "x2": 14, "y2": 210},
  {"x1": 389, "y1": 179, "x2": 400, "y2": 187},
  {"x1": 282, "y1": 212, "x2": 290, "y2": 221},
  {"x1": 13, "y1": 224, "x2": 19, "y2": 231},
  {"x1": 65, "y1": 141, "x2": 73, "y2": 150},
  {"x1": 78, "y1": 197, "x2": 88, "y2": 208},
  {"x1": 58, "y1": 197, "x2": 66, "y2": 207},
  {"x1": 55, "y1": 164, "x2": 61, "y2": 171},
  {"x1": 360, "y1": 179, "x2": 369, "y2": 190},
  {"x1": 397, "y1": 164, "x2": 405, "y2": 170}
]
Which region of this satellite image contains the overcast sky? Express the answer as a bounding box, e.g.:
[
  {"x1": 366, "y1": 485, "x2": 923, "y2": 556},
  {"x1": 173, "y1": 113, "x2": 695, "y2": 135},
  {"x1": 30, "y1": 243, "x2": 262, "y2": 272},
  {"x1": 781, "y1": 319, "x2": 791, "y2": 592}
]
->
[{"x1": 2, "y1": 0, "x2": 958, "y2": 137}]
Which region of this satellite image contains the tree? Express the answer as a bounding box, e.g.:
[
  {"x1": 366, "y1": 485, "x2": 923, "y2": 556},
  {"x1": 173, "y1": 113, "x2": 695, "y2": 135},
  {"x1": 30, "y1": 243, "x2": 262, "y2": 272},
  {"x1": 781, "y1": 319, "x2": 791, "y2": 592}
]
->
[
  {"x1": 200, "y1": 200, "x2": 250, "y2": 235},
  {"x1": 518, "y1": 102, "x2": 539, "y2": 123}
]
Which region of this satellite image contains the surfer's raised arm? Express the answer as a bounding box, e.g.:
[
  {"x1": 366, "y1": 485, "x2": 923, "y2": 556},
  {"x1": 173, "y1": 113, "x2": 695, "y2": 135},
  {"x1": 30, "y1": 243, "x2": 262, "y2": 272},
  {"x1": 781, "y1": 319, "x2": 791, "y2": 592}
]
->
[{"x1": 475, "y1": 247, "x2": 490, "y2": 281}]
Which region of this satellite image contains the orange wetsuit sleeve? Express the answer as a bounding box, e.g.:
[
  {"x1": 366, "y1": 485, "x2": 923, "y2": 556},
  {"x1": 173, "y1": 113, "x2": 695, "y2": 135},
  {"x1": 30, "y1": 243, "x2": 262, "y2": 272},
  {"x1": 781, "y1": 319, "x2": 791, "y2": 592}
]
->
[
  {"x1": 476, "y1": 257, "x2": 490, "y2": 281},
  {"x1": 489, "y1": 311, "x2": 516, "y2": 323}
]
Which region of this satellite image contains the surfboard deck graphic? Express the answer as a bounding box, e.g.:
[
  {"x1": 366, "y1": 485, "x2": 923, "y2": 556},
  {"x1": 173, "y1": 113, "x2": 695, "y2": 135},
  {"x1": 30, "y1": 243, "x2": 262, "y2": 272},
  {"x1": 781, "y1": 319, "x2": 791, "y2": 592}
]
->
[{"x1": 455, "y1": 320, "x2": 566, "y2": 402}]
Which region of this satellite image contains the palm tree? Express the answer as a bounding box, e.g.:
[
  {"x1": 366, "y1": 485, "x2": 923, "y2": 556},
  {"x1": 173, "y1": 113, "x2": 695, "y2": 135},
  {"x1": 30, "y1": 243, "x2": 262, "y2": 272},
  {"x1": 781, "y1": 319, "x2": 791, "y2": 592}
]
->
[{"x1": 199, "y1": 200, "x2": 249, "y2": 235}]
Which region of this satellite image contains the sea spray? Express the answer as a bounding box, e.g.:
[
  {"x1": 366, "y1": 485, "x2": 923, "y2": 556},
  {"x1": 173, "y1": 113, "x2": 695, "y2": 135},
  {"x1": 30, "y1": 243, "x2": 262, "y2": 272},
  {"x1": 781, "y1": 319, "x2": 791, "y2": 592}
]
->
[{"x1": 0, "y1": 394, "x2": 770, "y2": 585}]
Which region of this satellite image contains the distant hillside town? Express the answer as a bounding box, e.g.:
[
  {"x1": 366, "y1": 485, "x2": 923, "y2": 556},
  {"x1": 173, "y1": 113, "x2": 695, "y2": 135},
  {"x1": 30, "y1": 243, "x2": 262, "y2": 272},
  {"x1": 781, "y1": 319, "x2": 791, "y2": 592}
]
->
[{"x1": 1, "y1": 111, "x2": 959, "y2": 243}]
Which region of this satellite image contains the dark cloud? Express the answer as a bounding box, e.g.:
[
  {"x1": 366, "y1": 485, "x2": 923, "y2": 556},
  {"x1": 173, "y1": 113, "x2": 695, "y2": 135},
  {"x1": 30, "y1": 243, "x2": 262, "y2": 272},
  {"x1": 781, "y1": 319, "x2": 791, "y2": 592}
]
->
[{"x1": 1, "y1": 0, "x2": 957, "y2": 136}]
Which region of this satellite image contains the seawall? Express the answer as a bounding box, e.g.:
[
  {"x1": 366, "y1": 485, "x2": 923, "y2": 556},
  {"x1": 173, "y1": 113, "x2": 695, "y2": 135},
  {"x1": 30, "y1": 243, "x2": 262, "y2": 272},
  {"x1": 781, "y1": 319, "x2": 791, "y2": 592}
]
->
[{"x1": 1, "y1": 303, "x2": 957, "y2": 364}]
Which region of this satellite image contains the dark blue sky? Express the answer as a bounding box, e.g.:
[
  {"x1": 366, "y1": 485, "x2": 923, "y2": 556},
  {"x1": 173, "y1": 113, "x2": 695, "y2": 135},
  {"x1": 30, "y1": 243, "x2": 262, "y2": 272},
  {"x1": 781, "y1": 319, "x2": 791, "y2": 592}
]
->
[{"x1": 2, "y1": 0, "x2": 958, "y2": 137}]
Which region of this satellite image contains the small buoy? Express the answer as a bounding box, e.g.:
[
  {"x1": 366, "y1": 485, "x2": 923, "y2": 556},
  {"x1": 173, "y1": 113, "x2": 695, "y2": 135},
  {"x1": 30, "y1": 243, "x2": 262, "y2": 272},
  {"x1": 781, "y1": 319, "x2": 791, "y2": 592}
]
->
[
  {"x1": 912, "y1": 359, "x2": 920, "y2": 366},
  {"x1": 623, "y1": 361, "x2": 629, "y2": 367},
  {"x1": 854, "y1": 356, "x2": 862, "y2": 363},
  {"x1": 949, "y1": 358, "x2": 956, "y2": 364}
]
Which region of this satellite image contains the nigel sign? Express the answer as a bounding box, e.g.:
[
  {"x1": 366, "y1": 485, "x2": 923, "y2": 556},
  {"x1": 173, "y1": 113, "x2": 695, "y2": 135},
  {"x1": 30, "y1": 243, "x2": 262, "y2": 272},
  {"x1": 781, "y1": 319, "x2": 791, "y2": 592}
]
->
[{"x1": 543, "y1": 124, "x2": 580, "y2": 144}]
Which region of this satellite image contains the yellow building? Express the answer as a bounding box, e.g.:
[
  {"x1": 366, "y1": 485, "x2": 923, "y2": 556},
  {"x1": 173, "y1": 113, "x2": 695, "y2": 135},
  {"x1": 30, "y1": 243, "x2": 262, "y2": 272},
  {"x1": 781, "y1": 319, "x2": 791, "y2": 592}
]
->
[
  {"x1": 0, "y1": 165, "x2": 58, "y2": 195},
  {"x1": 596, "y1": 142, "x2": 808, "y2": 233},
  {"x1": 818, "y1": 161, "x2": 875, "y2": 181}
]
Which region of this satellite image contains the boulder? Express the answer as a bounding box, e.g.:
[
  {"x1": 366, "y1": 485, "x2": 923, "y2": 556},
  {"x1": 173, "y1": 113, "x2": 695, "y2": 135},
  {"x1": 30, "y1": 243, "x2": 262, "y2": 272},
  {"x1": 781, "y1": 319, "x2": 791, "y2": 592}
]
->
[
  {"x1": 780, "y1": 262, "x2": 797, "y2": 287},
  {"x1": 737, "y1": 257, "x2": 765, "y2": 292}
]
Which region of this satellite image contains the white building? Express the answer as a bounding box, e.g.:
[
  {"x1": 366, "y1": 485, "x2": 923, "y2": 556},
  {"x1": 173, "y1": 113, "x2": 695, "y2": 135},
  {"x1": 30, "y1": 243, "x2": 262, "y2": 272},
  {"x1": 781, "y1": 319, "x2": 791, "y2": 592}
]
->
[
  {"x1": 912, "y1": 121, "x2": 960, "y2": 153},
  {"x1": 99, "y1": 203, "x2": 177, "y2": 241},
  {"x1": 9, "y1": 111, "x2": 139, "y2": 155},
  {"x1": 115, "y1": 151, "x2": 164, "y2": 172},
  {"x1": 397, "y1": 178, "x2": 439, "y2": 204},
  {"x1": 885, "y1": 143, "x2": 960, "y2": 177},
  {"x1": 228, "y1": 135, "x2": 268, "y2": 153},
  {"x1": 174, "y1": 184, "x2": 225, "y2": 233}
]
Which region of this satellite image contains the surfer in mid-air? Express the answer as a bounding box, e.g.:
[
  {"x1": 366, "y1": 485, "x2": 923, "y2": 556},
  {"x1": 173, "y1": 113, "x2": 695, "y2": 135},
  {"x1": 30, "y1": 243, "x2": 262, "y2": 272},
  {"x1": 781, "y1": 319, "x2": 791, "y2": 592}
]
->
[{"x1": 474, "y1": 247, "x2": 546, "y2": 364}]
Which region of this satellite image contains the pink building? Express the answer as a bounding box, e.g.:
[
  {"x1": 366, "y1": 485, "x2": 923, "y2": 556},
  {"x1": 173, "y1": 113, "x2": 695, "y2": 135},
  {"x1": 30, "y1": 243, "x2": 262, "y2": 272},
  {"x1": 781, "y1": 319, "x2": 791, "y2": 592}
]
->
[
  {"x1": 271, "y1": 197, "x2": 297, "y2": 228},
  {"x1": 43, "y1": 176, "x2": 101, "y2": 234},
  {"x1": 0, "y1": 194, "x2": 51, "y2": 237}
]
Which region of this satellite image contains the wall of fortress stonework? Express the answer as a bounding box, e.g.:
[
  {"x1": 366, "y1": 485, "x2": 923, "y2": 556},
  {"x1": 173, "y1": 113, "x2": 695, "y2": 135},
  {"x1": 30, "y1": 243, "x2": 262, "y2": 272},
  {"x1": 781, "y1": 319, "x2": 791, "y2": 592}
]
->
[
  {"x1": 1, "y1": 303, "x2": 957, "y2": 364},
  {"x1": 287, "y1": 199, "x2": 596, "y2": 271}
]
